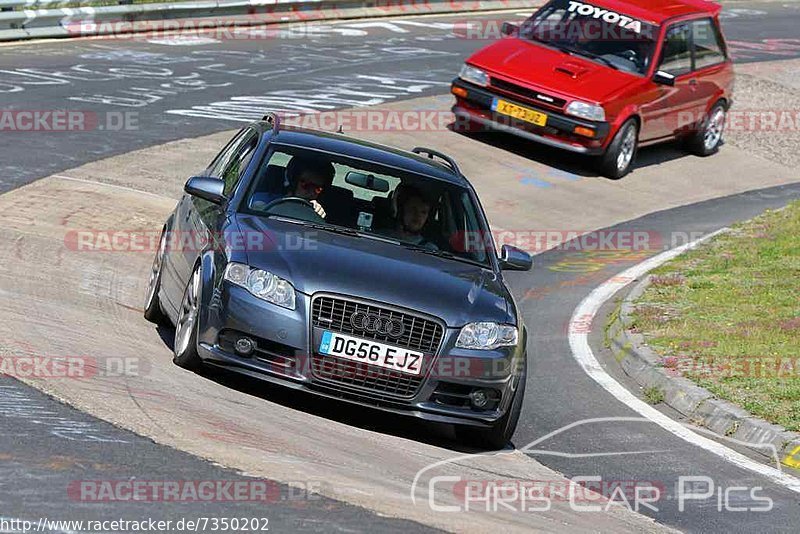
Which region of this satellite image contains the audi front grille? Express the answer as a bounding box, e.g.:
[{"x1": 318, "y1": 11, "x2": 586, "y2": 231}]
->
[{"x1": 310, "y1": 295, "x2": 444, "y2": 399}]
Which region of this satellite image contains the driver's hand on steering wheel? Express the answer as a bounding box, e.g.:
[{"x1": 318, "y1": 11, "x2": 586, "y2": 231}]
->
[{"x1": 310, "y1": 200, "x2": 326, "y2": 219}]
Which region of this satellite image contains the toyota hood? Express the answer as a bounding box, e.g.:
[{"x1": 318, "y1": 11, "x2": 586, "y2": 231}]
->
[
  {"x1": 467, "y1": 37, "x2": 639, "y2": 103},
  {"x1": 234, "y1": 216, "x2": 514, "y2": 327}
]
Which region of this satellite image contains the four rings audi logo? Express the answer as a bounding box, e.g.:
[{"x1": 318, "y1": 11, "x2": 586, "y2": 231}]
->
[{"x1": 350, "y1": 311, "x2": 405, "y2": 338}]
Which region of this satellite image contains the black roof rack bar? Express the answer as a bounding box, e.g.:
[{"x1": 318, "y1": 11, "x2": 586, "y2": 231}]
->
[
  {"x1": 262, "y1": 112, "x2": 281, "y2": 133},
  {"x1": 411, "y1": 147, "x2": 462, "y2": 176}
]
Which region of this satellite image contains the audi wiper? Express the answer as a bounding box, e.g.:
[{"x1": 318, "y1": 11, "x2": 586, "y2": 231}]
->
[
  {"x1": 400, "y1": 243, "x2": 489, "y2": 269},
  {"x1": 305, "y1": 223, "x2": 361, "y2": 237},
  {"x1": 306, "y1": 223, "x2": 404, "y2": 245}
]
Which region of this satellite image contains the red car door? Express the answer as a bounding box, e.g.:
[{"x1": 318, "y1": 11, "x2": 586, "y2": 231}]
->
[
  {"x1": 640, "y1": 21, "x2": 697, "y2": 141},
  {"x1": 687, "y1": 17, "x2": 733, "y2": 118}
]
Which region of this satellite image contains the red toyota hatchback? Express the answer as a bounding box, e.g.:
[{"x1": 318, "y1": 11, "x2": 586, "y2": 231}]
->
[{"x1": 451, "y1": 0, "x2": 734, "y2": 178}]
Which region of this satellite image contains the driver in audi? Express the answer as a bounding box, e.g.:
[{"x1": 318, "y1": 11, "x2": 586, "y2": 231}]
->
[{"x1": 251, "y1": 156, "x2": 335, "y2": 218}]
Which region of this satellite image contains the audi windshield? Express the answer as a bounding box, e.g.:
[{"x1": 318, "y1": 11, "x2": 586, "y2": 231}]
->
[{"x1": 240, "y1": 146, "x2": 495, "y2": 268}]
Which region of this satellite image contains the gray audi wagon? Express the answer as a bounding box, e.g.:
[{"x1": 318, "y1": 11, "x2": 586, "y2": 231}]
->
[{"x1": 144, "y1": 114, "x2": 532, "y2": 448}]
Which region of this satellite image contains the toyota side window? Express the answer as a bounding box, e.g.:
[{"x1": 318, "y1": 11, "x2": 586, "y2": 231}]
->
[
  {"x1": 692, "y1": 18, "x2": 726, "y2": 69},
  {"x1": 658, "y1": 23, "x2": 692, "y2": 77}
]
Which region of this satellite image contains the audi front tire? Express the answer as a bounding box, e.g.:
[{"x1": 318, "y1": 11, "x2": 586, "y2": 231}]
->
[
  {"x1": 455, "y1": 355, "x2": 527, "y2": 450},
  {"x1": 173, "y1": 264, "x2": 203, "y2": 371}
]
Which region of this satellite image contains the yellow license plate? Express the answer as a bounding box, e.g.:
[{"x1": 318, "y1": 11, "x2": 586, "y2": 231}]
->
[{"x1": 493, "y1": 98, "x2": 548, "y2": 127}]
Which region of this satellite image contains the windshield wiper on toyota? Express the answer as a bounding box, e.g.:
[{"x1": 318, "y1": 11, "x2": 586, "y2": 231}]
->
[
  {"x1": 527, "y1": 34, "x2": 575, "y2": 56},
  {"x1": 564, "y1": 48, "x2": 621, "y2": 70}
]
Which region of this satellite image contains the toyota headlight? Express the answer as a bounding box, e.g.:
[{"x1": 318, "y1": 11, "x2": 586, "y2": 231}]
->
[
  {"x1": 224, "y1": 262, "x2": 296, "y2": 310},
  {"x1": 566, "y1": 100, "x2": 606, "y2": 122},
  {"x1": 459, "y1": 64, "x2": 490, "y2": 87},
  {"x1": 456, "y1": 322, "x2": 518, "y2": 350}
]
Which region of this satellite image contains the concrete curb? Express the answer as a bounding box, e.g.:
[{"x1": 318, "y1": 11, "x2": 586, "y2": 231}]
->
[{"x1": 606, "y1": 258, "x2": 800, "y2": 468}]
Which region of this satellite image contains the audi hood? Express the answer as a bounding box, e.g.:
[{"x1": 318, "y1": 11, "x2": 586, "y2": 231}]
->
[{"x1": 232, "y1": 215, "x2": 515, "y2": 327}]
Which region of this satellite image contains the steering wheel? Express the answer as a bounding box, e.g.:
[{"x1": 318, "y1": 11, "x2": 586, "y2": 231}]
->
[
  {"x1": 262, "y1": 196, "x2": 324, "y2": 223},
  {"x1": 619, "y1": 49, "x2": 640, "y2": 64}
]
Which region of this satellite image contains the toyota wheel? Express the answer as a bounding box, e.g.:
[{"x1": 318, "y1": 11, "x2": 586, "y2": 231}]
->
[{"x1": 598, "y1": 118, "x2": 639, "y2": 180}]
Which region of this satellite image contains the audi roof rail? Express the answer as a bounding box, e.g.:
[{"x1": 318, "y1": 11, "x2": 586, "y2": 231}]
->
[
  {"x1": 411, "y1": 147, "x2": 462, "y2": 176},
  {"x1": 262, "y1": 112, "x2": 281, "y2": 133}
]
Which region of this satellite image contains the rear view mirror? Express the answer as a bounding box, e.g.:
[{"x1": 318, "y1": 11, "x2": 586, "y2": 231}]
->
[
  {"x1": 345, "y1": 171, "x2": 390, "y2": 193},
  {"x1": 501, "y1": 22, "x2": 519, "y2": 36},
  {"x1": 653, "y1": 70, "x2": 676, "y2": 86},
  {"x1": 184, "y1": 176, "x2": 226, "y2": 204},
  {"x1": 499, "y1": 245, "x2": 533, "y2": 271}
]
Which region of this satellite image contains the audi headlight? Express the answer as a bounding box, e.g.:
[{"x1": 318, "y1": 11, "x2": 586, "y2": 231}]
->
[
  {"x1": 459, "y1": 64, "x2": 490, "y2": 87},
  {"x1": 456, "y1": 322, "x2": 518, "y2": 350},
  {"x1": 224, "y1": 262, "x2": 296, "y2": 310},
  {"x1": 566, "y1": 100, "x2": 606, "y2": 122}
]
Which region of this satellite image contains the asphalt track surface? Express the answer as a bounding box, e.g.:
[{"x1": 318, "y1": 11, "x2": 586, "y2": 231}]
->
[
  {"x1": 0, "y1": 377, "x2": 439, "y2": 533},
  {"x1": 2, "y1": 3, "x2": 800, "y2": 533},
  {"x1": 505, "y1": 182, "x2": 800, "y2": 533},
  {"x1": 1, "y1": 2, "x2": 800, "y2": 192}
]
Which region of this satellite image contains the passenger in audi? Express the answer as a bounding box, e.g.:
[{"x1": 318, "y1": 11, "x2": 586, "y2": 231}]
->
[{"x1": 388, "y1": 185, "x2": 438, "y2": 250}]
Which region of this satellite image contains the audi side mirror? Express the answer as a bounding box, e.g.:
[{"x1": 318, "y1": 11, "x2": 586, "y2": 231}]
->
[
  {"x1": 653, "y1": 70, "x2": 676, "y2": 86},
  {"x1": 184, "y1": 176, "x2": 226, "y2": 205},
  {"x1": 499, "y1": 245, "x2": 533, "y2": 271}
]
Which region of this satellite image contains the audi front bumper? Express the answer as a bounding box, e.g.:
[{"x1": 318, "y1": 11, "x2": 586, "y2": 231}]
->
[{"x1": 195, "y1": 283, "x2": 525, "y2": 428}]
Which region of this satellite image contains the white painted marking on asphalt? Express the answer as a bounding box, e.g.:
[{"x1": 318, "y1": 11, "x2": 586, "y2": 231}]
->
[
  {"x1": 51, "y1": 175, "x2": 173, "y2": 200},
  {"x1": 147, "y1": 36, "x2": 221, "y2": 46},
  {"x1": 568, "y1": 229, "x2": 800, "y2": 493}
]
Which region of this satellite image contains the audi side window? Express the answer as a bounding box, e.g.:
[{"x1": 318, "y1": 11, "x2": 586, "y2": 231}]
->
[
  {"x1": 208, "y1": 129, "x2": 247, "y2": 177},
  {"x1": 658, "y1": 23, "x2": 692, "y2": 76},
  {"x1": 692, "y1": 18, "x2": 726, "y2": 69},
  {"x1": 220, "y1": 132, "x2": 258, "y2": 197}
]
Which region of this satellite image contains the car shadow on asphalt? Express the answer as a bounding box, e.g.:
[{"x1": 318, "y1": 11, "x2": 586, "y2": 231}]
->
[
  {"x1": 154, "y1": 325, "x2": 497, "y2": 454},
  {"x1": 200, "y1": 366, "x2": 498, "y2": 454},
  {"x1": 450, "y1": 125, "x2": 701, "y2": 180}
]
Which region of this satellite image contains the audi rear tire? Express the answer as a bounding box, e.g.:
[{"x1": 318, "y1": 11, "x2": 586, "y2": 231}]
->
[{"x1": 144, "y1": 228, "x2": 170, "y2": 325}]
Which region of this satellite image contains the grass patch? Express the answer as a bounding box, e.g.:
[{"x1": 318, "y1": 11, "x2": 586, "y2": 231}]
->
[
  {"x1": 644, "y1": 386, "x2": 665, "y2": 405},
  {"x1": 603, "y1": 301, "x2": 621, "y2": 349},
  {"x1": 630, "y1": 202, "x2": 800, "y2": 431}
]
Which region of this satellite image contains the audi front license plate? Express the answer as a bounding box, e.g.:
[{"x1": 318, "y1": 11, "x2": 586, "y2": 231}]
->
[{"x1": 319, "y1": 331, "x2": 424, "y2": 375}]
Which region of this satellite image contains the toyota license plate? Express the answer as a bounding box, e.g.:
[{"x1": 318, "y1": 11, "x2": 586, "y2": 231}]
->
[
  {"x1": 492, "y1": 98, "x2": 548, "y2": 127},
  {"x1": 319, "y1": 331, "x2": 424, "y2": 375}
]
